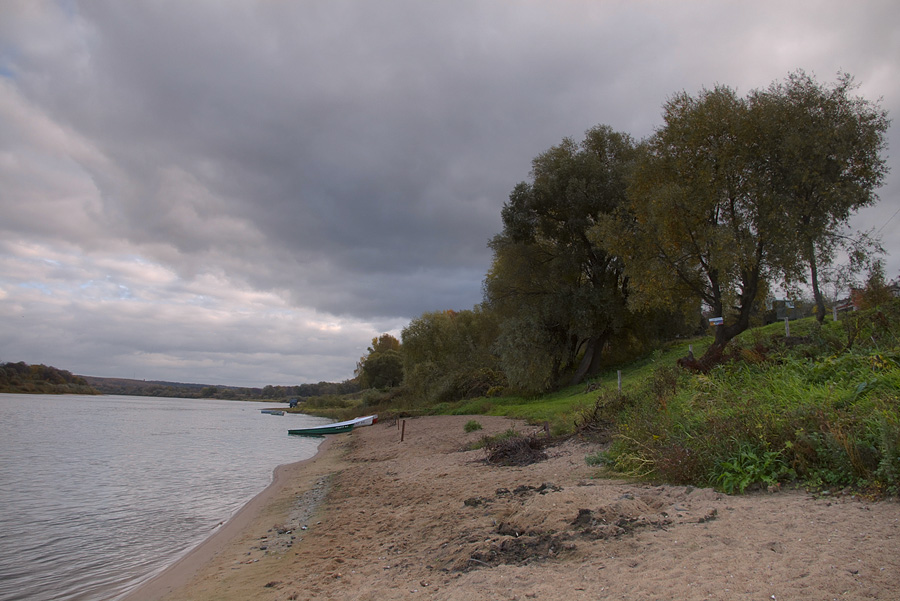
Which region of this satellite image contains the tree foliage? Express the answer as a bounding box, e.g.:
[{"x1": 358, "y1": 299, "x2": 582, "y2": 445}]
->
[
  {"x1": 597, "y1": 87, "x2": 773, "y2": 363},
  {"x1": 401, "y1": 308, "x2": 504, "y2": 403},
  {"x1": 598, "y1": 74, "x2": 888, "y2": 364},
  {"x1": 355, "y1": 334, "x2": 403, "y2": 389},
  {"x1": 0, "y1": 361, "x2": 98, "y2": 394},
  {"x1": 484, "y1": 126, "x2": 638, "y2": 392},
  {"x1": 748, "y1": 71, "x2": 890, "y2": 321},
  {"x1": 856, "y1": 259, "x2": 896, "y2": 310},
  {"x1": 390, "y1": 70, "x2": 888, "y2": 402}
]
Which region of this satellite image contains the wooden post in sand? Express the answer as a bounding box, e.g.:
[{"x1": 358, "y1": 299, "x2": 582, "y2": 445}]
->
[{"x1": 401, "y1": 420, "x2": 406, "y2": 442}]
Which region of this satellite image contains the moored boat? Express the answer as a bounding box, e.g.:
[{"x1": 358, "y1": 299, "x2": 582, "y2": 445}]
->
[
  {"x1": 287, "y1": 422, "x2": 355, "y2": 436},
  {"x1": 287, "y1": 414, "x2": 377, "y2": 437},
  {"x1": 349, "y1": 414, "x2": 377, "y2": 427}
]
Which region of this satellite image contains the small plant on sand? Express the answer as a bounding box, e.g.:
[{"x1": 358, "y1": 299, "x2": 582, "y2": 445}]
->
[
  {"x1": 715, "y1": 443, "x2": 787, "y2": 494},
  {"x1": 464, "y1": 419, "x2": 483, "y2": 433},
  {"x1": 585, "y1": 450, "x2": 610, "y2": 466}
]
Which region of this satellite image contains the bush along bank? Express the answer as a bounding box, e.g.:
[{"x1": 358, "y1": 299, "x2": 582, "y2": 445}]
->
[{"x1": 596, "y1": 299, "x2": 900, "y2": 496}]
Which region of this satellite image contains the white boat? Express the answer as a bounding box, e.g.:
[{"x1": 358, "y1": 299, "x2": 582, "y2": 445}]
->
[{"x1": 288, "y1": 414, "x2": 378, "y2": 436}]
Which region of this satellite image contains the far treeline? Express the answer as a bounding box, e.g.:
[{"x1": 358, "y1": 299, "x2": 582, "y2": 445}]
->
[
  {"x1": 356, "y1": 71, "x2": 892, "y2": 402},
  {"x1": 78, "y1": 376, "x2": 359, "y2": 401},
  {"x1": 1, "y1": 367, "x2": 359, "y2": 400},
  {"x1": 0, "y1": 362, "x2": 98, "y2": 395}
]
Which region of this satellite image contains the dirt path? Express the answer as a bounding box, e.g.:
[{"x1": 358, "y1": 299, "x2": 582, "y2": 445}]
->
[{"x1": 130, "y1": 415, "x2": 900, "y2": 601}]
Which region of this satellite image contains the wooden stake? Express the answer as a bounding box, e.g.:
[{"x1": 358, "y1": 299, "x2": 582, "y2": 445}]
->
[
  {"x1": 617, "y1": 370, "x2": 622, "y2": 392},
  {"x1": 784, "y1": 317, "x2": 790, "y2": 337},
  {"x1": 401, "y1": 419, "x2": 406, "y2": 442}
]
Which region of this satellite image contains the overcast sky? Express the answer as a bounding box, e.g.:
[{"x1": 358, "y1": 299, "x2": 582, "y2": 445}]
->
[{"x1": 1, "y1": 1, "x2": 898, "y2": 388}]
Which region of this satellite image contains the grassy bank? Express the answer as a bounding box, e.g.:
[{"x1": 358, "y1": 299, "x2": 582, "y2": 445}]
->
[
  {"x1": 302, "y1": 300, "x2": 900, "y2": 495},
  {"x1": 598, "y1": 304, "x2": 900, "y2": 495}
]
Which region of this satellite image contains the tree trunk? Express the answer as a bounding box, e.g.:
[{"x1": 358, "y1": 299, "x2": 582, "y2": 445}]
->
[
  {"x1": 808, "y1": 241, "x2": 826, "y2": 323},
  {"x1": 569, "y1": 334, "x2": 607, "y2": 386},
  {"x1": 700, "y1": 325, "x2": 730, "y2": 368},
  {"x1": 697, "y1": 248, "x2": 762, "y2": 368}
]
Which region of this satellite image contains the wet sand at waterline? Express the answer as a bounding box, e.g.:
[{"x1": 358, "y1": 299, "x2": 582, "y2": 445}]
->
[{"x1": 125, "y1": 415, "x2": 900, "y2": 601}]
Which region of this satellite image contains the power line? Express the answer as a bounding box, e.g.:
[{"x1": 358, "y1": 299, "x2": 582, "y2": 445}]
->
[{"x1": 876, "y1": 205, "x2": 900, "y2": 235}]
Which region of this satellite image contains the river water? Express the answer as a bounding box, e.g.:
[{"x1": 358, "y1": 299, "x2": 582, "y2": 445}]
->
[{"x1": 0, "y1": 394, "x2": 330, "y2": 601}]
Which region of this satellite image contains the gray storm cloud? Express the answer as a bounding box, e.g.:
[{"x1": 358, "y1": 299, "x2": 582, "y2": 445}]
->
[{"x1": 1, "y1": 1, "x2": 897, "y2": 386}]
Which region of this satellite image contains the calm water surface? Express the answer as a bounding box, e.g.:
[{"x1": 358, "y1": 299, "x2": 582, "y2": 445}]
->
[{"x1": 0, "y1": 394, "x2": 329, "y2": 601}]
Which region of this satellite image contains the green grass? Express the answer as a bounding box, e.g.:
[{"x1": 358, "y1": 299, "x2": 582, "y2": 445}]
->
[
  {"x1": 427, "y1": 338, "x2": 711, "y2": 435},
  {"x1": 428, "y1": 301, "x2": 900, "y2": 495},
  {"x1": 601, "y1": 304, "x2": 900, "y2": 494},
  {"x1": 304, "y1": 300, "x2": 900, "y2": 495}
]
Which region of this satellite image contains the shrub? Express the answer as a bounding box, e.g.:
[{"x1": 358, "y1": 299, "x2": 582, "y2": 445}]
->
[
  {"x1": 585, "y1": 450, "x2": 610, "y2": 466},
  {"x1": 361, "y1": 389, "x2": 389, "y2": 407},
  {"x1": 714, "y1": 443, "x2": 788, "y2": 494},
  {"x1": 483, "y1": 434, "x2": 550, "y2": 466},
  {"x1": 575, "y1": 390, "x2": 635, "y2": 441},
  {"x1": 466, "y1": 428, "x2": 521, "y2": 451},
  {"x1": 875, "y1": 413, "x2": 900, "y2": 494},
  {"x1": 602, "y1": 301, "x2": 900, "y2": 494},
  {"x1": 464, "y1": 420, "x2": 483, "y2": 433}
]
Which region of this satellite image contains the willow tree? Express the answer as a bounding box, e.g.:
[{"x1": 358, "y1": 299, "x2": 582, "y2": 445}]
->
[
  {"x1": 401, "y1": 307, "x2": 502, "y2": 403},
  {"x1": 597, "y1": 85, "x2": 789, "y2": 365},
  {"x1": 749, "y1": 71, "x2": 889, "y2": 322},
  {"x1": 598, "y1": 74, "x2": 889, "y2": 364},
  {"x1": 484, "y1": 125, "x2": 636, "y2": 392}
]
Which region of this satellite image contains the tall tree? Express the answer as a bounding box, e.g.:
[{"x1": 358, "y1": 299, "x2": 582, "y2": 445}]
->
[
  {"x1": 599, "y1": 86, "x2": 789, "y2": 365},
  {"x1": 355, "y1": 334, "x2": 403, "y2": 389},
  {"x1": 484, "y1": 126, "x2": 636, "y2": 391},
  {"x1": 749, "y1": 71, "x2": 889, "y2": 322}
]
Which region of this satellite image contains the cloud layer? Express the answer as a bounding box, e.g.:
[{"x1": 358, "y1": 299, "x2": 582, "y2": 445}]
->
[{"x1": 1, "y1": 1, "x2": 897, "y2": 386}]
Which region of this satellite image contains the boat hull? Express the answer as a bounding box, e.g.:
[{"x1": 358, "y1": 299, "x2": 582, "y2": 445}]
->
[
  {"x1": 288, "y1": 423, "x2": 355, "y2": 436},
  {"x1": 286, "y1": 414, "x2": 377, "y2": 437}
]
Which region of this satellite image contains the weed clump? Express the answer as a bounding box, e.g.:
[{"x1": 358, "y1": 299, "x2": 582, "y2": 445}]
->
[
  {"x1": 715, "y1": 443, "x2": 788, "y2": 494},
  {"x1": 464, "y1": 420, "x2": 483, "y2": 433},
  {"x1": 575, "y1": 389, "x2": 641, "y2": 442}
]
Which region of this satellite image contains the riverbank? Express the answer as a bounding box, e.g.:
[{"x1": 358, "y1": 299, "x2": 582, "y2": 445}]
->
[
  {"x1": 121, "y1": 434, "x2": 340, "y2": 601},
  {"x1": 125, "y1": 415, "x2": 900, "y2": 600}
]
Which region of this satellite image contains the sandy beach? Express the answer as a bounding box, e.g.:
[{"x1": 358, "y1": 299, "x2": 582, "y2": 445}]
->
[{"x1": 125, "y1": 415, "x2": 900, "y2": 601}]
